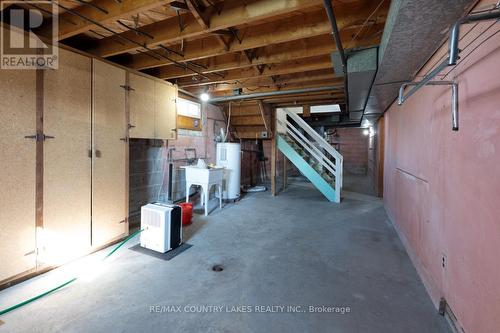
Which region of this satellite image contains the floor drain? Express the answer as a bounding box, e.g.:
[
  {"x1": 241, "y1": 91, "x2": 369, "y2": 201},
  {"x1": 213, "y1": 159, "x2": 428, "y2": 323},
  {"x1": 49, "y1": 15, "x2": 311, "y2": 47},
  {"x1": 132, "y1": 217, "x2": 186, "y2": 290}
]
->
[{"x1": 212, "y1": 264, "x2": 224, "y2": 272}]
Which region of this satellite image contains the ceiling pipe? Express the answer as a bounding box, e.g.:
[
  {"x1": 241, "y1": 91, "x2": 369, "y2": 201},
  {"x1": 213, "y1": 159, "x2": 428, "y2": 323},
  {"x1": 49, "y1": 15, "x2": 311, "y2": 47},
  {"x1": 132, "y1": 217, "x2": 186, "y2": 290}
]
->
[
  {"x1": 449, "y1": 8, "x2": 500, "y2": 65},
  {"x1": 322, "y1": 0, "x2": 349, "y2": 110},
  {"x1": 209, "y1": 86, "x2": 343, "y2": 103}
]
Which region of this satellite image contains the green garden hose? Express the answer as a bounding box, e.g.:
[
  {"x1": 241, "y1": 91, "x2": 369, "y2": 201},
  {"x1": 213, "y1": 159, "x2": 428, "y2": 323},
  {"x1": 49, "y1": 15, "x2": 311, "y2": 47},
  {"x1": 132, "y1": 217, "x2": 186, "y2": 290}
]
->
[{"x1": 0, "y1": 229, "x2": 143, "y2": 317}]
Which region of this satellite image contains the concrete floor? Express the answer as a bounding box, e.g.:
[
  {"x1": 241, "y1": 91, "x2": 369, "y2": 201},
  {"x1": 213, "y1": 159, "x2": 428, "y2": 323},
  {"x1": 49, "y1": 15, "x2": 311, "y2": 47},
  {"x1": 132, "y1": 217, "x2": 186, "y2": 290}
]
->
[{"x1": 0, "y1": 176, "x2": 451, "y2": 333}]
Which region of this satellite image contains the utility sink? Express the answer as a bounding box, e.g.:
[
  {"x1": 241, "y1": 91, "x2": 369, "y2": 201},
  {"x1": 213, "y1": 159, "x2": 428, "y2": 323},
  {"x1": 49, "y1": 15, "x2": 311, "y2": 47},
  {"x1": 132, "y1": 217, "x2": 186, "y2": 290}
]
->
[{"x1": 180, "y1": 166, "x2": 225, "y2": 216}]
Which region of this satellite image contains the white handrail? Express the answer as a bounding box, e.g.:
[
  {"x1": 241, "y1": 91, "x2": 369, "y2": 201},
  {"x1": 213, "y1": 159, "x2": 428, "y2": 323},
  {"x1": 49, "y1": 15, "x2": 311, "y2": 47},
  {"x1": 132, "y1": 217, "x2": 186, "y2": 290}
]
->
[
  {"x1": 282, "y1": 119, "x2": 337, "y2": 173},
  {"x1": 285, "y1": 109, "x2": 343, "y2": 161},
  {"x1": 285, "y1": 125, "x2": 337, "y2": 178},
  {"x1": 277, "y1": 107, "x2": 343, "y2": 195}
]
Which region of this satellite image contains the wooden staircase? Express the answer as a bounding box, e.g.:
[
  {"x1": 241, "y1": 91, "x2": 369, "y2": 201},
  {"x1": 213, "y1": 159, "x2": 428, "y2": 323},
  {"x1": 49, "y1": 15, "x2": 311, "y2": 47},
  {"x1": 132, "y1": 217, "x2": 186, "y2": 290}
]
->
[{"x1": 276, "y1": 108, "x2": 343, "y2": 203}]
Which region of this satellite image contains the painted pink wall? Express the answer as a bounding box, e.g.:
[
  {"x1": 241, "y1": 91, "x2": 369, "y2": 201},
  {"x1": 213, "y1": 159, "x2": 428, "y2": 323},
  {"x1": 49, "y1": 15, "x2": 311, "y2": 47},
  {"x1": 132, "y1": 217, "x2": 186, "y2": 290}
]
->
[{"x1": 383, "y1": 2, "x2": 500, "y2": 332}]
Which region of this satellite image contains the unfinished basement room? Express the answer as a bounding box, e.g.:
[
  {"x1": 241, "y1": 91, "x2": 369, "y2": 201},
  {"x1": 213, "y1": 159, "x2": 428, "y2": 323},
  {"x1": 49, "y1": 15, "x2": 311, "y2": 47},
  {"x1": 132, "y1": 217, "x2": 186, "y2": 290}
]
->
[{"x1": 1, "y1": 0, "x2": 499, "y2": 332}]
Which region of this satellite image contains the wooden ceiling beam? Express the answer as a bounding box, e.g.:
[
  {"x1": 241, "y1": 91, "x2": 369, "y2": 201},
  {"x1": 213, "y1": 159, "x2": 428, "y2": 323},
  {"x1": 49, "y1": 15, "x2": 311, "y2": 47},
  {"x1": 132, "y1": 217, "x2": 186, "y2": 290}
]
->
[
  {"x1": 89, "y1": 0, "x2": 323, "y2": 57},
  {"x1": 44, "y1": 0, "x2": 174, "y2": 41},
  {"x1": 263, "y1": 94, "x2": 345, "y2": 103},
  {"x1": 187, "y1": 70, "x2": 340, "y2": 92},
  {"x1": 272, "y1": 99, "x2": 345, "y2": 107},
  {"x1": 185, "y1": 0, "x2": 230, "y2": 50},
  {"x1": 146, "y1": 30, "x2": 381, "y2": 79},
  {"x1": 188, "y1": 79, "x2": 344, "y2": 97},
  {"x1": 127, "y1": 3, "x2": 387, "y2": 70},
  {"x1": 185, "y1": 0, "x2": 210, "y2": 29},
  {"x1": 175, "y1": 55, "x2": 336, "y2": 87}
]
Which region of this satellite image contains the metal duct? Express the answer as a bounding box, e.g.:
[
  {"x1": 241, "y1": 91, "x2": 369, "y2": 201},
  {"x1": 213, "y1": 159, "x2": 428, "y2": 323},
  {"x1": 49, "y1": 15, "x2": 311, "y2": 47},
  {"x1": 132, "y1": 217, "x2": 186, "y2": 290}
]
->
[
  {"x1": 364, "y1": 0, "x2": 476, "y2": 125},
  {"x1": 345, "y1": 47, "x2": 378, "y2": 122}
]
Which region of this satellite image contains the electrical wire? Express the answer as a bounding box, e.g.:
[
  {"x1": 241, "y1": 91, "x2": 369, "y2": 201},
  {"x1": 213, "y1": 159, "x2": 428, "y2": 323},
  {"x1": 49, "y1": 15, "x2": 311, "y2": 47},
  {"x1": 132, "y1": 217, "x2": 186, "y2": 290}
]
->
[
  {"x1": 349, "y1": 0, "x2": 386, "y2": 44},
  {"x1": 224, "y1": 102, "x2": 231, "y2": 142},
  {"x1": 0, "y1": 229, "x2": 144, "y2": 317}
]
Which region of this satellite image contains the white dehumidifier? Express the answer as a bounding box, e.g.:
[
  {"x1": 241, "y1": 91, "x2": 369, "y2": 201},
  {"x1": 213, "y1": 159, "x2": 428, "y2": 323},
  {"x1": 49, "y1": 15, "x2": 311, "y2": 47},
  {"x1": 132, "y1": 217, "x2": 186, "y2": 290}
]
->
[{"x1": 140, "y1": 203, "x2": 182, "y2": 253}]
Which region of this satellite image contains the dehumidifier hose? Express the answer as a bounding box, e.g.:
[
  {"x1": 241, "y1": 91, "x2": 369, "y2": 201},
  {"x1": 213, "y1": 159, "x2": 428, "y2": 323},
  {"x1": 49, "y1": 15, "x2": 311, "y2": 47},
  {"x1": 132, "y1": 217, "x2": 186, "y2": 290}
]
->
[{"x1": 0, "y1": 229, "x2": 143, "y2": 317}]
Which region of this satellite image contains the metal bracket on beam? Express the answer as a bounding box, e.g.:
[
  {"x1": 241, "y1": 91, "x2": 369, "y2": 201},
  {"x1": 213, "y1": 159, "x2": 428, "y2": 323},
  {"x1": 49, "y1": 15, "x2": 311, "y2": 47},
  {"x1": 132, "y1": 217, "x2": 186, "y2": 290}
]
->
[
  {"x1": 120, "y1": 85, "x2": 135, "y2": 91},
  {"x1": 24, "y1": 133, "x2": 55, "y2": 141},
  {"x1": 396, "y1": 8, "x2": 500, "y2": 131},
  {"x1": 398, "y1": 81, "x2": 458, "y2": 131}
]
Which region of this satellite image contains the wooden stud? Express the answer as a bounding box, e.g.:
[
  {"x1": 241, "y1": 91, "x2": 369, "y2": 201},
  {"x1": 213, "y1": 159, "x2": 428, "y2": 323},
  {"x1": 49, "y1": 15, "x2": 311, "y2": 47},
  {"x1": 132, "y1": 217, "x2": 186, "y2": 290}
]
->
[
  {"x1": 125, "y1": 71, "x2": 131, "y2": 234},
  {"x1": 303, "y1": 105, "x2": 311, "y2": 117},
  {"x1": 271, "y1": 134, "x2": 276, "y2": 196},
  {"x1": 35, "y1": 67, "x2": 44, "y2": 233},
  {"x1": 283, "y1": 155, "x2": 287, "y2": 190}
]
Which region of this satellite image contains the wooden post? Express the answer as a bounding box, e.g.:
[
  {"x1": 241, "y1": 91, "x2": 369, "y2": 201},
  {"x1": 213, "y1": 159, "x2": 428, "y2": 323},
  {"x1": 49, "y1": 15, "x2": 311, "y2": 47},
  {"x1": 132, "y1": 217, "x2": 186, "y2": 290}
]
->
[
  {"x1": 271, "y1": 135, "x2": 276, "y2": 196},
  {"x1": 303, "y1": 105, "x2": 311, "y2": 117},
  {"x1": 35, "y1": 66, "x2": 44, "y2": 233},
  {"x1": 283, "y1": 155, "x2": 287, "y2": 190}
]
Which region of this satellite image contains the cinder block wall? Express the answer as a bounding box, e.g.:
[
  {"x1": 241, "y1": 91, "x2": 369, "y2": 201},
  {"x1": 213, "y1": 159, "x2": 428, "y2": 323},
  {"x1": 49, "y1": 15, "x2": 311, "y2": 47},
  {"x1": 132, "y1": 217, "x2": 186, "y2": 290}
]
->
[
  {"x1": 129, "y1": 103, "x2": 226, "y2": 224},
  {"x1": 129, "y1": 139, "x2": 168, "y2": 217}
]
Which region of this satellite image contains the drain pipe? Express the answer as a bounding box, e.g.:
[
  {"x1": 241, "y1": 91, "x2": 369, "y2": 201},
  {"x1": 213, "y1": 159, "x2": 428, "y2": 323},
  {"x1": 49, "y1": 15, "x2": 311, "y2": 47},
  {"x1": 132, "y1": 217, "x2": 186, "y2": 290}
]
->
[
  {"x1": 398, "y1": 81, "x2": 458, "y2": 131},
  {"x1": 323, "y1": 0, "x2": 349, "y2": 110}
]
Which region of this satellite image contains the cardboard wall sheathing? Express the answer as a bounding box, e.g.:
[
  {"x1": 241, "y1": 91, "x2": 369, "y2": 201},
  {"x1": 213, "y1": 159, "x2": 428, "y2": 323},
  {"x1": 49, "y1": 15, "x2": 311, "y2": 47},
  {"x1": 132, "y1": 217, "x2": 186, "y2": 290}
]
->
[
  {"x1": 92, "y1": 59, "x2": 127, "y2": 247},
  {"x1": 154, "y1": 81, "x2": 177, "y2": 140},
  {"x1": 43, "y1": 48, "x2": 92, "y2": 264},
  {"x1": 0, "y1": 70, "x2": 37, "y2": 282},
  {"x1": 129, "y1": 73, "x2": 155, "y2": 139}
]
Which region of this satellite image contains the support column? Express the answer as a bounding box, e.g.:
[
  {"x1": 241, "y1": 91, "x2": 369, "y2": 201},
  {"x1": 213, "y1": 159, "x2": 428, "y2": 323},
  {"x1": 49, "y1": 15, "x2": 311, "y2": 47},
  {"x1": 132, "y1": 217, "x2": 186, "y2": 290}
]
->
[
  {"x1": 271, "y1": 135, "x2": 276, "y2": 196},
  {"x1": 283, "y1": 155, "x2": 287, "y2": 190}
]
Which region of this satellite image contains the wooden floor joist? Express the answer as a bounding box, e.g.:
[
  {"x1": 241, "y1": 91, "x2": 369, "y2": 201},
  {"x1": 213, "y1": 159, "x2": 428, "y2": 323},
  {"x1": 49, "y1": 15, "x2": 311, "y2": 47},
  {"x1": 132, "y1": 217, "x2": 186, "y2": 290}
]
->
[{"x1": 27, "y1": 0, "x2": 389, "y2": 111}]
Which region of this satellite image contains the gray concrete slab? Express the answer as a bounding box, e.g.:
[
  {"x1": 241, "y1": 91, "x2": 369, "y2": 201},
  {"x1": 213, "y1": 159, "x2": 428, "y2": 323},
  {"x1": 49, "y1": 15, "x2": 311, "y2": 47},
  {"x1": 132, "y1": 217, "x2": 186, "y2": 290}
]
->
[{"x1": 0, "y1": 177, "x2": 451, "y2": 333}]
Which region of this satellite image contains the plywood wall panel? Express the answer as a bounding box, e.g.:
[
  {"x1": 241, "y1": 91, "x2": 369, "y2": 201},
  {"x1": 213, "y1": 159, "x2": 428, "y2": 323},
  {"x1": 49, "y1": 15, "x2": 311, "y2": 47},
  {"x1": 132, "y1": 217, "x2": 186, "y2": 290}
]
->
[
  {"x1": 155, "y1": 81, "x2": 177, "y2": 139},
  {"x1": 0, "y1": 70, "x2": 37, "y2": 281},
  {"x1": 92, "y1": 59, "x2": 128, "y2": 247},
  {"x1": 43, "y1": 49, "x2": 92, "y2": 264},
  {"x1": 129, "y1": 73, "x2": 155, "y2": 139}
]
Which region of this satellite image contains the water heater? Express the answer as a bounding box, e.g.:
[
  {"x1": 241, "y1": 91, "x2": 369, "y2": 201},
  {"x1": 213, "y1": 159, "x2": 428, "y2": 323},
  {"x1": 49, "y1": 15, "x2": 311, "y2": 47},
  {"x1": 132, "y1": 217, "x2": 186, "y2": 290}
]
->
[{"x1": 216, "y1": 142, "x2": 241, "y2": 200}]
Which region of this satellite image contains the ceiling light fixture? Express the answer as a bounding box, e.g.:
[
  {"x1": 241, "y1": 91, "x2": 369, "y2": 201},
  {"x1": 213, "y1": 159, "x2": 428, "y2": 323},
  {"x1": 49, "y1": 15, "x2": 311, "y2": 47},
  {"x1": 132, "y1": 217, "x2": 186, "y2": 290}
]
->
[{"x1": 200, "y1": 93, "x2": 210, "y2": 102}]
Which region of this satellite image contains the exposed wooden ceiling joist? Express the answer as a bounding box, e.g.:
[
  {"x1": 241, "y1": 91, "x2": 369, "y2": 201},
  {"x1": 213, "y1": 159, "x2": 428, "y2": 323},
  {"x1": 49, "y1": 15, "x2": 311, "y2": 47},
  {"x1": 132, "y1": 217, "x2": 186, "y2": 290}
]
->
[
  {"x1": 41, "y1": 0, "x2": 174, "y2": 41},
  {"x1": 125, "y1": 3, "x2": 386, "y2": 70},
  {"x1": 173, "y1": 55, "x2": 335, "y2": 87},
  {"x1": 148, "y1": 25, "x2": 383, "y2": 80},
  {"x1": 88, "y1": 0, "x2": 323, "y2": 57},
  {"x1": 181, "y1": 71, "x2": 342, "y2": 95}
]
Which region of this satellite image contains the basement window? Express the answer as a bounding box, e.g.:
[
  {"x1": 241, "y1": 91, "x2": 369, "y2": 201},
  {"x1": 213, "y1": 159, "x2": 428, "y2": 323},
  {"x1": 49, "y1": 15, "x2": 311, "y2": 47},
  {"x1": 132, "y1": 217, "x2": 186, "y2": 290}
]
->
[
  {"x1": 278, "y1": 104, "x2": 341, "y2": 115},
  {"x1": 310, "y1": 104, "x2": 341, "y2": 113},
  {"x1": 177, "y1": 98, "x2": 201, "y2": 118},
  {"x1": 177, "y1": 98, "x2": 203, "y2": 136}
]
